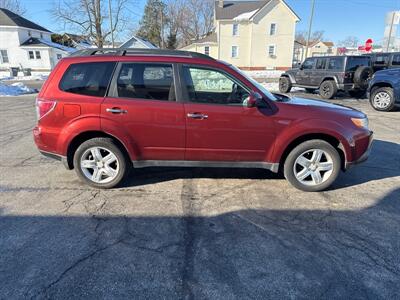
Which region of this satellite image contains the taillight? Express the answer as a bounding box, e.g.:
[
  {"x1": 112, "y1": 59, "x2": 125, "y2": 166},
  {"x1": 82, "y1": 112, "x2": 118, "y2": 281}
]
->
[{"x1": 36, "y1": 98, "x2": 56, "y2": 120}]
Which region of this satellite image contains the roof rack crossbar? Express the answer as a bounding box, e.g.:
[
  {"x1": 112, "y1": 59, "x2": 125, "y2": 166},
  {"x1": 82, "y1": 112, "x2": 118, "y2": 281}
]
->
[{"x1": 68, "y1": 48, "x2": 215, "y2": 60}]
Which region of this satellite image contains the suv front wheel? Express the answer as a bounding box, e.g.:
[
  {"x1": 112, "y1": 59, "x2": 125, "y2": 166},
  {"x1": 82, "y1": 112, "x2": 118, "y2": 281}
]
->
[
  {"x1": 279, "y1": 76, "x2": 292, "y2": 93},
  {"x1": 284, "y1": 140, "x2": 341, "y2": 192},
  {"x1": 73, "y1": 138, "x2": 128, "y2": 189},
  {"x1": 319, "y1": 80, "x2": 337, "y2": 99},
  {"x1": 370, "y1": 87, "x2": 395, "y2": 112}
]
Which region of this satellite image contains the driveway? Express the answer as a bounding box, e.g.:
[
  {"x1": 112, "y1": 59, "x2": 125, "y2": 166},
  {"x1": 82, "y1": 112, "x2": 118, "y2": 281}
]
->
[{"x1": 0, "y1": 93, "x2": 399, "y2": 299}]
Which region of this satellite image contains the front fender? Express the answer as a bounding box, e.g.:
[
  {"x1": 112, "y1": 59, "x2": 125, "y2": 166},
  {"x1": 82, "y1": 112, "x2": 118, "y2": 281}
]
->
[{"x1": 268, "y1": 118, "x2": 353, "y2": 163}]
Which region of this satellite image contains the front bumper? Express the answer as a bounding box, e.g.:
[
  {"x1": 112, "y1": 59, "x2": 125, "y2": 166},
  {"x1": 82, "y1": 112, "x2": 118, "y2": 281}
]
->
[{"x1": 345, "y1": 131, "x2": 374, "y2": 169}]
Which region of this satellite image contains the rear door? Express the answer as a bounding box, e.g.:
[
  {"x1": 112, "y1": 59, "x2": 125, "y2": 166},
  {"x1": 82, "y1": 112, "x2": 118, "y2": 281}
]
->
[
  {"x1": 311, "y1": 58, "x2": 328, "y2": 86},
  {"x1": 102, "y1": 62, "x2": 185, "y2": 161}
]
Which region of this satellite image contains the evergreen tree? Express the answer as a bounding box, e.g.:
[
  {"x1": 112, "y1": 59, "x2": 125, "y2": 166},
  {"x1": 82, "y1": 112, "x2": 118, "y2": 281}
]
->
[{"x1": 136, "y1": 0, "x2": 166, "y2": 48}]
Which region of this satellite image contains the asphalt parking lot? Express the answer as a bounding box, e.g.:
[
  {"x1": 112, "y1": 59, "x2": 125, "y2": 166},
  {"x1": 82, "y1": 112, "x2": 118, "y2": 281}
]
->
[{"x1": 0, "y1": 84, "x2": 399, "y2": 298}]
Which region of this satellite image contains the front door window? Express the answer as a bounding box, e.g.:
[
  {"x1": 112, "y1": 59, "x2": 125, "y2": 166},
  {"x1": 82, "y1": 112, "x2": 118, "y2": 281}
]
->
[{"x1": 182, "y1": 66, "x2": 249, "y2": 106}]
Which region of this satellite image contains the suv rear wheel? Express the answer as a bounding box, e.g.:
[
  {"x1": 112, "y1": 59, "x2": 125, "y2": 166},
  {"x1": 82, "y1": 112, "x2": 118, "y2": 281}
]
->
[
  {"x1": 284, "y1": 140, "x2": 341, "y2": 192},
  {"x1": 73, "y1": 138, "x2": 128, "y2": 188},
  {"x1": 279, "y1": 76, "x2": 292, "y2": 93},
  {"x1": 370, "y1": 87, "x2": 395, "y2": 112},
  {"x1": 319, "y1": 80, "x2": 337, "y2": 99}
]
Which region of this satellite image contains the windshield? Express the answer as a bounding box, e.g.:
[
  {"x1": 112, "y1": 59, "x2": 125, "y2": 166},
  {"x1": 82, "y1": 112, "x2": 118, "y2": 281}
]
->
[{"x1": 225, "y1": 63, "x2": 278, "y2": 101}]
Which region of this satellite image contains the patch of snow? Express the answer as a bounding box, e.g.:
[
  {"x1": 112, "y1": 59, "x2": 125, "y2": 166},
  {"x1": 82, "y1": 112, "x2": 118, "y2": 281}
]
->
[
  {"x1": 244, "y1": 70, "x2": 283, "y2": 79},
  {"x1": 0, "y1": 71, "x2": 49, "y2": 81},
  {"x1": 233, "y1": 9, "x2": 259, "y2": 21},
  {"x1": 38, "y1": 38, "x2": 77, "y2": 53},
  {"x1": 0, "y1": 82, "x2": 37, "y2": 96}
]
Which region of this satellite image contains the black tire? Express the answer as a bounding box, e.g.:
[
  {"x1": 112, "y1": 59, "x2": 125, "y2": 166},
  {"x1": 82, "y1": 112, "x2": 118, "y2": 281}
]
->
[
  {"x1": 283, "y1": 140, "x2": 341, "y2": 192},
  {"x1": 354, "y1": 66, "x2": 373, "y2": 89},
  {"x1": 279, "y1": 76, "x2": 292, "y2": 93},
  {"x1": 370, "y1": 86, "x2": 395, "y2": 112},
  {"x1": 348, "y1": 89, "x2": 366, "y2": 99},
  {"x1": 73, "y1": 137, "x2": 128, "y2": 189},
  {"x1": 305, "y1": 88, "x2": 316, "y2": 93},
  {"x1": 319, "y1": 80, "x2": 337, "y2": 99}
]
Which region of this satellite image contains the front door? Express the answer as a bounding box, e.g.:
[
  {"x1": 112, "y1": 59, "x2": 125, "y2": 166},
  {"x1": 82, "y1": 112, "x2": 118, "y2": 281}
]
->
[
  {"x1": 296, "y1": 58, "x2": 316, "y2": 85},
  {"x1": 181, "y1": 65, "x2": 275, "y2": 162},
  {"x1": 102, "y1": 62, "x2": 185, "y2": 161}
]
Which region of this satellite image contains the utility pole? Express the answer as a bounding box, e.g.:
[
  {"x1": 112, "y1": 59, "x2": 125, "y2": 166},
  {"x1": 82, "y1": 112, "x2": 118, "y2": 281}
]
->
[
  {"x1": 108, "y1": 0, "x2": 115, "y2": 48},
  {"x1": 386, "y1": 11, "x2": 397, "y2": 52},
  {"x1": 304, "y1": 0, "x2": 315, "y2": 59}
]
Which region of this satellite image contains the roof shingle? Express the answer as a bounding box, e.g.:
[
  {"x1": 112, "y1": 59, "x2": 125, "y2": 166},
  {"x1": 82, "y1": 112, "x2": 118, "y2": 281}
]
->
[
  {"x1": 215, "y1": 1, "x2": 270, "y2": 20},
  {"x1": 0, "y1": 8, "x2": 50, "y2": 32}
]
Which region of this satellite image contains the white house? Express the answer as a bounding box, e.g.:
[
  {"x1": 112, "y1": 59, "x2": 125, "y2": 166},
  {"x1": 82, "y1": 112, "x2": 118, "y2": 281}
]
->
[
  {"x1": 0, "y1": 8, "x2": 75, "y2": 72},
  {"x1": 119, "y1": 36, "x2": 157, "y2": 49}
]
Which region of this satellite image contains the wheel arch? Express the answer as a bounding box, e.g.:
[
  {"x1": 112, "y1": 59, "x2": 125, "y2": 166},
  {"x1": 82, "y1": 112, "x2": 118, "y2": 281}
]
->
[
  {"x1": 277, "y1": 133, "x2": 346, "y2": 172},
  {"x1": 65, "y1": 131, "x2": 132, "y2": 170},
  {"x1": 370, "y1": 82, "x2": 393, "y2": 93},
  {"x1": 319, "y1": 76, "x2": 338, "y2": 86}
]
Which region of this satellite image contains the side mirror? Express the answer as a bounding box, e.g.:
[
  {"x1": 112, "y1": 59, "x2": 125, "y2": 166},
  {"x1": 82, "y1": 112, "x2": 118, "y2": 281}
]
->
[
  {"x1": 243, "y1": 92, "x2": 262, "y2": 108},
  {"x1": 299, "y1": 63, "x2": 303, "y2": 70}
]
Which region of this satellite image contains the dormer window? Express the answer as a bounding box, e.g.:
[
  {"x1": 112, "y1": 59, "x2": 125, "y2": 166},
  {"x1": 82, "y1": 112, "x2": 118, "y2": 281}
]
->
[
  {"x1": 232, "y1": 24, "x2": 239, "y2": 36},
  {"x1": 28, "y1": 30, "x2": 32, "y2": 37},
  {"x1": 40, "y1": 33, "x2": 43, "y2": 38}
]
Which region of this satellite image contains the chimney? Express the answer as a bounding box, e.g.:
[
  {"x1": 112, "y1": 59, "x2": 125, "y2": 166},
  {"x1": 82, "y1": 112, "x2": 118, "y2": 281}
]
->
[{"x1": 218, "y1": 0, "x2": 224, "y2": 8}]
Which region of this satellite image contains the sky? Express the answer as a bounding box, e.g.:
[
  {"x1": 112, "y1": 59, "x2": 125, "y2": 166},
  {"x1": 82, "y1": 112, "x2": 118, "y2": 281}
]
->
[{"x1": 20, "y1": 0, "x2": 400, "y2": 45}]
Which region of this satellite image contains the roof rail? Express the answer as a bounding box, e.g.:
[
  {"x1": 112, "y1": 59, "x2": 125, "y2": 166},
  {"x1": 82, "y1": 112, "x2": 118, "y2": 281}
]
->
[{"x1": 68, "y1": 48, "x2": 215, "y2": 60}]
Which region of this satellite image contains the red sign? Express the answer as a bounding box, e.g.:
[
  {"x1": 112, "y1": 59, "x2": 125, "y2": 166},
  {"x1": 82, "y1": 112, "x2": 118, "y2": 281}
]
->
[{"x1": 365, "y1": 38, "x2": 373, "y2": 52}]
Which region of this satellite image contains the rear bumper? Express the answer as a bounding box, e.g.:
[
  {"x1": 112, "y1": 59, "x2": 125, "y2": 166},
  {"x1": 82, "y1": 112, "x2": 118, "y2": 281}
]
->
[
  {"x1": 345, "y1": 131, "x2": 373, "y2": 169},
  {"x1": 39, "y1": 150, "x2": 71, "y2": 170}
]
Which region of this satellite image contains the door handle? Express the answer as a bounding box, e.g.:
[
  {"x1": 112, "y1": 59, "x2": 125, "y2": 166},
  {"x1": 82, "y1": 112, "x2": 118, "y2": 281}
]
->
[
  {"x1": 187, "y1": 113, "x2": 208, "y2": 120},
  {"x1": 106, "y1": 107, "x2": 127, "y2": 114}
]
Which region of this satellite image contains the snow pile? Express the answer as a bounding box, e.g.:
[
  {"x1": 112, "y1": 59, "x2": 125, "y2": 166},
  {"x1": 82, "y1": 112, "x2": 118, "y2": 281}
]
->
[
  {"x1": 0, "y1": 74, "x2": 48, "y2": 81},
  {"x1": 261, "y1": 82, "x2": 280, "y2": 92},
  {"x1": 233, "y1": 9, "x2": 258, "y2": 21},
  {"x1": 0, "y1": 82, "x2": 37, "y2": 96},
  {"x1": 244, "y1": 70, "x2": 284, "y2": 79}
]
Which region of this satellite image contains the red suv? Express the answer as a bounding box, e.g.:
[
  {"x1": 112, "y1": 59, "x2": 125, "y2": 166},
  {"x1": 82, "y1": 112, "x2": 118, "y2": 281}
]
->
[{"x1": 34, "y1": 49, "x2": 373, "y2": 192}]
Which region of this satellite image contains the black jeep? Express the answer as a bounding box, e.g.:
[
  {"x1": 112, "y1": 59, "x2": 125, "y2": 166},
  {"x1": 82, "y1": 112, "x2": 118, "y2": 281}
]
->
[{"x1": 279, "y1": 56, "x2": 372, "y2": 99}]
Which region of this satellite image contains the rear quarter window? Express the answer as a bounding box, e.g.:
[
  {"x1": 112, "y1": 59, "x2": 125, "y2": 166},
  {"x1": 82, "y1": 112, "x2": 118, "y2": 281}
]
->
[
  {"x1": 346, "y1": 57, "x2": 370, "y2": 72},
  {"x1": 327, "y1": 58, "x2": 344, "y2": 70},
  {"x1": 59, "y1": 62, "x2": 116, "y2": 97}
]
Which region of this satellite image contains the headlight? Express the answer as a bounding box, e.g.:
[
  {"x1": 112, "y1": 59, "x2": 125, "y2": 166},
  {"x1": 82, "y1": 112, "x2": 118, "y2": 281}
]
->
[{"x1": 351, "y1": 117, "x2": 369, "y2": 130}]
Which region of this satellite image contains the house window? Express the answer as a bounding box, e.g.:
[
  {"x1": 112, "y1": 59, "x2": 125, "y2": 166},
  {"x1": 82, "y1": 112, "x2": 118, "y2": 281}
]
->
[
  {"x1": 57, "y1": 54, "x2": 62, "y2": 60},
  {"x1": 268, "y1": 45, "x2": 276, "y2": 57},
  {"x1": 231, "y1": 46, "x2": 239, "y2": 58},
  {"x1": 35, "y1": 51, "x2": 41, "y2": 59},
  {"x1": 0, "y1": 50, "x2": 9, "y2": 63},
  {"x1": 28, "y1": 51, "x2": 35, "y2": 59},
  {"x1": 270, "y1": 23, "x2": 276, "y2": 35},
  {"x1": 204, "y1": 46, "x2": 210, "y2": 56},
  {"x1": 232, "y1": 24, "x2": 239, "y2": 36},
  {"x1": 40, "y1": 33, "x2": 43, "y2": 38}
]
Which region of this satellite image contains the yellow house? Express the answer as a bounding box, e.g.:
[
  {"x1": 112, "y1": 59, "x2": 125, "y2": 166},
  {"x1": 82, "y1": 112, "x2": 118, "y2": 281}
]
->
[
  {"x1": 293, "y1": 40, "x2": 337, "y2": 64},
  {"x1": 181, "y1": 0, "x2": 300, "y2": 70}
]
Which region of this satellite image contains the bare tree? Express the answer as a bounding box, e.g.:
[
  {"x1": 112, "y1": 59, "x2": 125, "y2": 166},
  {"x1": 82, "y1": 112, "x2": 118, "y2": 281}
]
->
[
  {"x1": 0, "y1": 0, "x2": 26, "y2": 15},
  {"x1": 296, "y1": 30, "x2": 325, "y2": 44},
  {"x1": 165, "y1": 0, "x2": 214, "y2": 47},
  {"x1": 338, "y1": 36, "x2": 360, "y2": 48},
  {"x1": 52, "y1": 0, "x2": 130, "y2": 47}
]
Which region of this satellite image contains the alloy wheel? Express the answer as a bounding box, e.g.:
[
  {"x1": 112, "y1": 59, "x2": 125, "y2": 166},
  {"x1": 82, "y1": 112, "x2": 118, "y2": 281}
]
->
[
  {"x1": 80, "y1": 147, "x2": 120, "y2": 184},
  {"x1": 293, "y1": 149, "x2": 334, "y2": 186},
  {"x1": 373, "y1": 92, "x2": 391, "y2": 109}
]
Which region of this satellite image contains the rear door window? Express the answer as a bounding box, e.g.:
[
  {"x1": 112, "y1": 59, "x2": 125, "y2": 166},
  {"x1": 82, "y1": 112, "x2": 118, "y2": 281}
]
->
[
  {"x1": 60, "y1": 62, "x2": 116, "y2": 97},
  {"x1": 116, "y1": 63, "x2": 175, "y2": 101},
  {"x1": 391, "y1": 54, "x2": 400, "y2": 66},
  {"x1": 316, "y1": 58, "x2": 327, "y2": 70},
  {"x1": 327, "y1": 58, "x2": 344, "y2": 70},
  {"x1": 346, "y1": 57, "x2": 370, "y2": 71}
]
